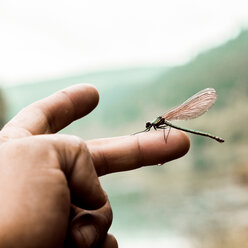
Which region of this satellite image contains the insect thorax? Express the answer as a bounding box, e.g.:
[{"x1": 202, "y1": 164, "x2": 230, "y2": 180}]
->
[
  {"x1": 152, "y1": 116, "x2": 163, "y2": 125},
  {"x1": 146, "y1": 116, "x2": 164, "y2": 129}
]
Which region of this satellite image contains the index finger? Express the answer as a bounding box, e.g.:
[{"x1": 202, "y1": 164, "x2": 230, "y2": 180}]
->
[
  {"x1": 87, "y1": 129, "x2": 190, "y2": 176},
  {"x1": 1, "y1": 84, "x2": 99, "y2": 138}
]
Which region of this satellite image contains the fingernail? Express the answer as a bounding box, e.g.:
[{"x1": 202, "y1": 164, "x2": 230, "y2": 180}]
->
[{"x1": 79, "y1": 224, "x2": 98, "y2": 247}]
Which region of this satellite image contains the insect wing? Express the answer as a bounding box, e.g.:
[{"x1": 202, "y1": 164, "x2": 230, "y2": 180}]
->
[{"x1": 163, "y1": 88, "x2": 217, "y2": 121}]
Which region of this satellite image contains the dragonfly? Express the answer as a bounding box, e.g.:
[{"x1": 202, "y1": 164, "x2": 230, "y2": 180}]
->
[{"x1": 135, "y1": 88, "x2": 224, "y2": 143}]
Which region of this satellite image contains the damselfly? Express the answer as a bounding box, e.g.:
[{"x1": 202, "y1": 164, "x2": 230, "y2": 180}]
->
[{"x1": 135, "y1": 88, "x2": 224, "y2": 143}]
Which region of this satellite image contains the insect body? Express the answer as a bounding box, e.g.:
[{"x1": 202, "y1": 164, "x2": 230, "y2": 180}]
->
[{"x1": 136, "y1": 88, "x2": 224, "y2": 143}]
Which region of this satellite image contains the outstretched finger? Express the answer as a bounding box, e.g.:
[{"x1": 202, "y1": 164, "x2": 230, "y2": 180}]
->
[
  {"x1": 87, "y1": 129, "x2": 190, "y2": 176},
  {"x1": 1, "y1": 84, "x2": 99, "y2": 138}
]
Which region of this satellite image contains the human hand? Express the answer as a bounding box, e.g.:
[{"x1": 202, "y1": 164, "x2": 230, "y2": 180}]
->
[{"x1": 0, "y1": 84, "x2": 190, "y2": 248}]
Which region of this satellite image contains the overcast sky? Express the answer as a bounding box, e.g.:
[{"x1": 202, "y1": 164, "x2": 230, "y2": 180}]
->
[{"x1": 0, "y1": 0, "x2": 248, "y2": 85}]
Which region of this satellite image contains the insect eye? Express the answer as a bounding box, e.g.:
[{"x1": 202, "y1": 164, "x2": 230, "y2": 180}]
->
[{"x1": 145, "y1": 122, "x2": 151, "y2": 128}]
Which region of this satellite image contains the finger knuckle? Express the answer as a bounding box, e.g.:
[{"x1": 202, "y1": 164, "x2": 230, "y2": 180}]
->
[{"x1": 69, "y1": 135, "x2": 88, "y2": 153}]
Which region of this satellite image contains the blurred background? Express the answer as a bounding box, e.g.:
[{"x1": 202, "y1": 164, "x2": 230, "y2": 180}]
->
[{"x1": 1, "y1": 0, "x2": 248, "y2": 247}]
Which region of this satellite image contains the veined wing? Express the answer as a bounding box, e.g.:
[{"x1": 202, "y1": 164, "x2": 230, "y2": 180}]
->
[{"x1": 163, "y1": 88, "x2": 217, "y2": 121}]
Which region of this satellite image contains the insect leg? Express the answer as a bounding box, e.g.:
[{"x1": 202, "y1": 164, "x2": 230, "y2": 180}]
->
[
  {"x1": 132, "y1": 128, "x2": 150, "y2": 135},
  {"x1": 155, "y1": 125, "x2": 170, "y2": 143},
  {"x1": 157, "y1": 127, "x2": 170, "y2": 143},
  {"x1": 165, "y1": 127, "x2": 171, "y2": 143}
]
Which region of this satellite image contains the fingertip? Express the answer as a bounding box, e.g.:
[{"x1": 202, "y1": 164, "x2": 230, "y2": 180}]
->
[
  {"x1": 159, "y1": 129, "x2": 190, "y2": 163},
  {"x1": 63, "y1": 84, "x2": 99, "y2": 119},
  {"x1": 76, "y1": 83, "x2": 99, "y2": 110},
  {"x1": 82, "y1": 83, "x2": 100, "y2": 109},
  {"x1": 136, "y1": 129, "x2": 190, "y2": 165},
  {"x1": 173, "y1": 129, "x2": 191, "y2": 158}
]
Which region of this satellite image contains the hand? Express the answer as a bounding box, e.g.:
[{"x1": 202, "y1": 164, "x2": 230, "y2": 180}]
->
[{"x1": 0, "y1": 84, "x2": 190, "y2": 248}]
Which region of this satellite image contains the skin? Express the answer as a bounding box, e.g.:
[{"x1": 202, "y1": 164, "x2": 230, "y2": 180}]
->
[{"x1": 0, "y1": 84, "x2": 190, "y2": 248}]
